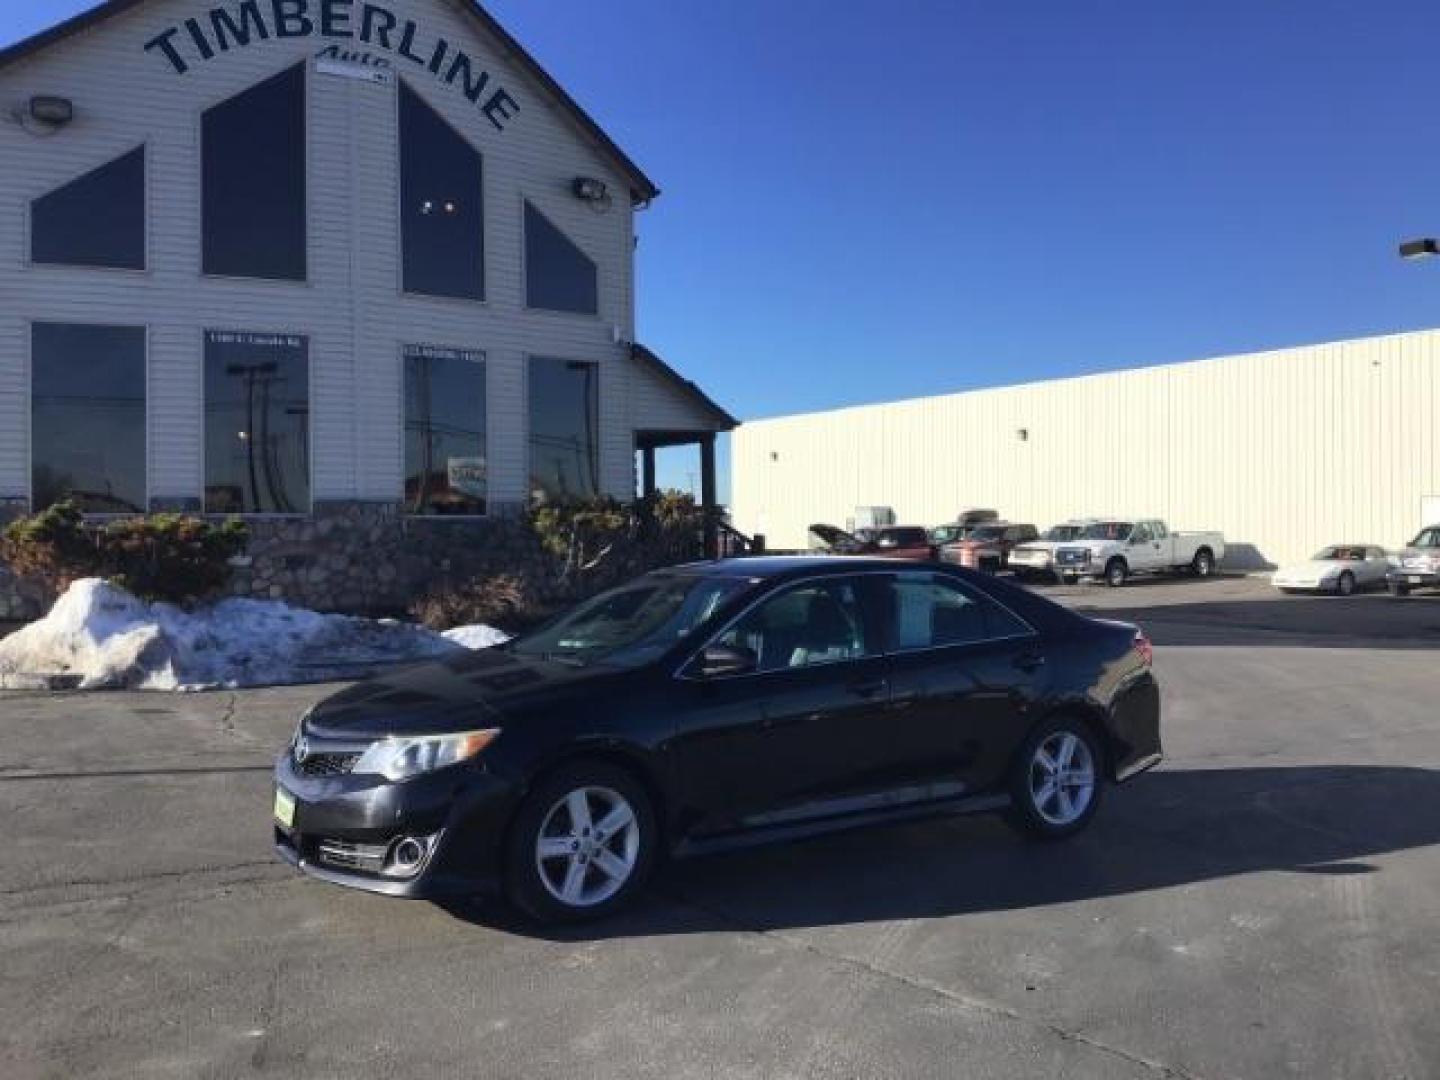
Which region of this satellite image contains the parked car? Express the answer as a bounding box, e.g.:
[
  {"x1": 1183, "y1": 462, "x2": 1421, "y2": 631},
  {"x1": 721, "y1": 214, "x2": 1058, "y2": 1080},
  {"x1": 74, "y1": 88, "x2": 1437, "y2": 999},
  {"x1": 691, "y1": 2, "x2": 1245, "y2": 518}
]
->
[
  {"x1": 272, "y1": 558, "x2": 1162, "y2": 923},
  {"x1": 809, "y1": 523, "x2": 935, "y2": 560},
  {"x1": 930, "y1": 509, "x2": 1000, "y2": 548},
  {"x1": 872, "y1": 525, "x2": 937, "y2": 560},
  {"x1": 1054, "y1": 519, "x2": 1225, "y2": 587},
  {"x1": 940, "y1": 522, "x2": 1040, "y2": 571},
  {"x1": 1387, "y1": 525, "x2": 1440, "y2": 596},
  {"x1": 1272, "y1": 545, "x2": 1392, "y2": 595},
  {"x1": 1008, "y1": 520, "x2": 1097, "y2": 580}
]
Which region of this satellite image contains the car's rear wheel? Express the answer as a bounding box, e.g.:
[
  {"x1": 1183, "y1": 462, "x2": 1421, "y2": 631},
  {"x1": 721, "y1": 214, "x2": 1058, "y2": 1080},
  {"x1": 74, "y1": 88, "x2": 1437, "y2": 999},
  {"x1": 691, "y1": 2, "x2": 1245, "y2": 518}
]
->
[
  {"x1": 1389, "y1": 581, "x2": 1410, "y2": 598},
  {"x1": 1191, "y1": 548, "x2": 1214, "y2": 578},
  {"x1": 1006, "y1": 716, "x2": 1104, "y2": 841},
  {"x1": 1336, "y1": 571, "x2": 1356, "y2": 596},
  {"x1": 1104, "y1": 558, "x2": 1128, "y2": 588},
  {"x1": 504, "y1": 761, "x2": 656, "y2": 924}
]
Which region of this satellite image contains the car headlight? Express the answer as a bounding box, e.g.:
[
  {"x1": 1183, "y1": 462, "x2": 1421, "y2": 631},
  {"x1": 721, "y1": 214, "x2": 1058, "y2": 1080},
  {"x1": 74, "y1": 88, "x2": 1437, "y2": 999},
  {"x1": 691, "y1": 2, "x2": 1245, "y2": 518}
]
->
[{"x1": 352, "y1": 729, "x2": 501, "y2": 781}]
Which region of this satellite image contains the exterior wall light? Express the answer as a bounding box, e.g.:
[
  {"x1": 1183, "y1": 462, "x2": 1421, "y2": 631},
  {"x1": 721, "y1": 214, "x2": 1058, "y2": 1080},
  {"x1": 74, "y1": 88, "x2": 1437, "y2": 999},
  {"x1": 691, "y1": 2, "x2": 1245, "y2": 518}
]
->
[
  {"x1": 28, "y1": 95, "x2": 74, "y2": 126},
  {"x1": 1017, "y1": 428, "x2": 1029, "y2": 442},
  {"x1": 573, "y1": 176, "x2": 609, "y2": 203}
]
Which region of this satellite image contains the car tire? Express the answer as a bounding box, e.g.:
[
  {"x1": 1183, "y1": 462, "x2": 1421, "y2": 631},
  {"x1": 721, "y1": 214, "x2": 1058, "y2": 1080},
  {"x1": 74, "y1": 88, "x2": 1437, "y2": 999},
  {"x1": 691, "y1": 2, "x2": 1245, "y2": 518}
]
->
[
  {"x1": 504, "y1": 760, "x2": 658, "y2": 925},
  {"x1": 1389, "y1": 581, "x2": 1410, "y2": 598},
  {"x1": 1104, "y1": 558, "x2": 1128, "y2": 588},
  {"x1": 1336, "y1": 571, "x2": 1356, "y2": 597},
  {"x1": 1191, "y1": 548, "x2": 1214, "y2": 578},
  {"x1": 1005, "y1": 715, "x2": 1105, "y2": 842}
]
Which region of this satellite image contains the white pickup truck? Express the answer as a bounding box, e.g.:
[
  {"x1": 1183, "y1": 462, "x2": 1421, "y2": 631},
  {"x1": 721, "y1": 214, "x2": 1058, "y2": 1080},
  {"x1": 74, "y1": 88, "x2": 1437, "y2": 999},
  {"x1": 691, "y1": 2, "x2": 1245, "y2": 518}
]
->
[{"x1": 1052, "y1": 519, "x2": 1225, "y2": 587}]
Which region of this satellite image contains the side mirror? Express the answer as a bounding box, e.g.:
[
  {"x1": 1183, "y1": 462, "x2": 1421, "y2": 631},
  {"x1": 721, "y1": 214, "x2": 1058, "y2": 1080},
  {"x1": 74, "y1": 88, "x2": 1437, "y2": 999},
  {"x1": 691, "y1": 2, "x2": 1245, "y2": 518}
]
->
[{"x1": 696, "y1": 644, "x2": 757, "y2": 678}]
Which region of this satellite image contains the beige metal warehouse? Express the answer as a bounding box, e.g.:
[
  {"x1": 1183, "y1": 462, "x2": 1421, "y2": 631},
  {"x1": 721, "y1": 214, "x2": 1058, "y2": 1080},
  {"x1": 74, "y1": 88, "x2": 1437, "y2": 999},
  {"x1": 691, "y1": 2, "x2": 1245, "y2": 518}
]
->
[{"x1": 731, "y1": 328, "x2": 1440, "y2": 569}]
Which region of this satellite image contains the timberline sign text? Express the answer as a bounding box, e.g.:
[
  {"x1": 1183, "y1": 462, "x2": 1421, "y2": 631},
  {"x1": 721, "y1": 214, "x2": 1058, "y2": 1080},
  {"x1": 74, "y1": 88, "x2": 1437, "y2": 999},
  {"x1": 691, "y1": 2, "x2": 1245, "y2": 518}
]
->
[{"x1": 145, "y1": 0, "x2": 520, "y2": 131}]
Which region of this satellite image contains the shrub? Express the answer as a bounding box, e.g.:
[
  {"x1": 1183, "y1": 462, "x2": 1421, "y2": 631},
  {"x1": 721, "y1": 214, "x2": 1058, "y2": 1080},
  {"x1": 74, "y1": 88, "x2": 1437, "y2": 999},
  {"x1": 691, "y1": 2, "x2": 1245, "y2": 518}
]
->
[
  {"x1": 410, "y1": 573, "x2": 544, "y2": 635},
  {"x1": 530, "y1": 496, "x2": 633, "y2": 580},
  {"x1": 0, "y1": 501, "x2": 247, "y2": 606},
  {"x1": 102, "y1": 514, "x2": 248, "y2": 603},
  {"x1": 0, "y1": 502, "x2": 98, "y2": 589}
]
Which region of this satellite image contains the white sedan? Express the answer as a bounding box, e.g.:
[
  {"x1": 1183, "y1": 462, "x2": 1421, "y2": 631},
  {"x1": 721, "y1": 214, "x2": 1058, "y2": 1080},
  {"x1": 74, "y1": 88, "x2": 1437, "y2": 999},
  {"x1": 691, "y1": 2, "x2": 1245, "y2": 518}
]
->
[{"x1": 1272, "y1": 545, "x2": 1392, "y2": 595}]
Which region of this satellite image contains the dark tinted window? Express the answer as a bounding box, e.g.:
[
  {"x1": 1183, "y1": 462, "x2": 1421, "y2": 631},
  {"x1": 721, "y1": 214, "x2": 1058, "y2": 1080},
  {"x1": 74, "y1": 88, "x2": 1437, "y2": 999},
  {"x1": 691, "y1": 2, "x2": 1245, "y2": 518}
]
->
[
  {"x1": 31, "y1": 324, "x2": 147, "y2": 514},
  {"x1": 204, "y1": 331, "x2": 309, "y2": 513},
  {"x1": 405, "y1": 345, "x2": 486, "y2": 515},
  {"x1": 891, "y1": 574, "x2": 1033, "y2": 650},
  {"x1": 525, "y1": 201, "x2": 597, "y2": 314},
  {"x1": 529, "y1": 357, "x2": 598, "y2": 503},
  {"x1": 716, "y1": 580, "x2": 874, "y2": 672},
  {"x1": 203, "y1": 65, "x2": 306, "y2": 280},
  {"x1": 31, "y1": 148, "x2": 145, "y2": 270},
  {"x1": 401, "y1": 81, "x2": 484, "y2": 300}
]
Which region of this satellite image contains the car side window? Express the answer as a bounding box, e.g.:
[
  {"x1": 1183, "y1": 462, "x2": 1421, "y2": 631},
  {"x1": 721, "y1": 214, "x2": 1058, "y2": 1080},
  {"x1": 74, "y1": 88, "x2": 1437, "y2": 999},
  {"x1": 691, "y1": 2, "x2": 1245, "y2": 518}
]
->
[
  {"x1": 1132, "y1": 524, "x2": 1152, "y2": 543},
  {"x1": 714, "y1": 580, "x2": 874, "y2": 673},
  {"x1": 890, "y1": 574, "x2": 1032, "y2": 650}
]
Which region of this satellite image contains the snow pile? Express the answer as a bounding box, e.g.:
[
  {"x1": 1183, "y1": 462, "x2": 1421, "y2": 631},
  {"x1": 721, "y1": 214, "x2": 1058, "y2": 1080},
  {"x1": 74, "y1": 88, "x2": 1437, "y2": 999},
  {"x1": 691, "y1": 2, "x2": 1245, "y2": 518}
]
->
[
  {"x1": 442, "y1": 624, "x2": 512, "y2": 650},
  {"x1": 0, "y1": 579, "x2": 510, "y2": 692}
]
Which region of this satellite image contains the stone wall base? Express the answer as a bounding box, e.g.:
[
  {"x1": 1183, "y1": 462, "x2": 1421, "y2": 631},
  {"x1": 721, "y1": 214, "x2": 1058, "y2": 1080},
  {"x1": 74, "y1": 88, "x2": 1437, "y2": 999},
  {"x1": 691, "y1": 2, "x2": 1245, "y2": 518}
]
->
[{"x1": 0, "y1": 501, "x2": 701, "y2": 621}]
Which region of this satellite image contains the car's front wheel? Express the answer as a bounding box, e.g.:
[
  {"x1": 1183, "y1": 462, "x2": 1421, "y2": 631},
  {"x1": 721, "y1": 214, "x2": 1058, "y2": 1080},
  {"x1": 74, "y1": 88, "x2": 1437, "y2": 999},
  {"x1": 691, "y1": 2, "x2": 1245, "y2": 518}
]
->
[
  {"x1": 1336, "y1": 571, "x2": 1356, "y2": 596},
  {"x1": 1389, "y1": 581, "x2": 1411, "y2": 598},
  {"x1": 1006, "y1": 717, "x2": 1104, "y2": 841},
  {"x1": 504, "y1": 761, "x2": 657, "y2": 924}
]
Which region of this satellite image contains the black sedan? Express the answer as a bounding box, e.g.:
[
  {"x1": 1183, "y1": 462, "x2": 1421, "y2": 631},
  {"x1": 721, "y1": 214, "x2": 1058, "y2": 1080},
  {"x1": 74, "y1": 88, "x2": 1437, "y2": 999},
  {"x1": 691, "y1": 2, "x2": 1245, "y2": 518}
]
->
[{"x1": 273, "y1": 557, "x2": 1161, "y2": 923}]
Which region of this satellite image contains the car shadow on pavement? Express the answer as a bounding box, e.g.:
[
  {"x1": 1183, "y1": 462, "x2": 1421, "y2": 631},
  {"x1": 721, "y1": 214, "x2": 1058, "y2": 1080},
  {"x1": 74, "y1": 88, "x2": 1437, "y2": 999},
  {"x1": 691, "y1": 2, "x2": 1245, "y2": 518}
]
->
[
  {"x1": 1076, "y1": 597, "x2": 1440, "y2": 649},
  {"x1": 440, "y1": 764, "x2": 1440, "y2": 939}
]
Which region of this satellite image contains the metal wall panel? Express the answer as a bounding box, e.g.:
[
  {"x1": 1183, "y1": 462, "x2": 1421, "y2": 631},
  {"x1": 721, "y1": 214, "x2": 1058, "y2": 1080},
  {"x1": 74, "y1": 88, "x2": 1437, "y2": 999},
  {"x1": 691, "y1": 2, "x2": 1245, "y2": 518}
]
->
[{"x1": 732, "y1": 330, "x2": 1440, "y2": 567}]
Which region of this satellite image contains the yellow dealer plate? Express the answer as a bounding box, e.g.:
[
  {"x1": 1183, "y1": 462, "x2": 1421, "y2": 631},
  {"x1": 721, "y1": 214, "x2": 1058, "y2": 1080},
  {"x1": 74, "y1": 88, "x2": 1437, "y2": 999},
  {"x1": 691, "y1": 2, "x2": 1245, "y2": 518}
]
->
[{"x1": 273, "y1": 788, "x2": 296, "y2": 829}]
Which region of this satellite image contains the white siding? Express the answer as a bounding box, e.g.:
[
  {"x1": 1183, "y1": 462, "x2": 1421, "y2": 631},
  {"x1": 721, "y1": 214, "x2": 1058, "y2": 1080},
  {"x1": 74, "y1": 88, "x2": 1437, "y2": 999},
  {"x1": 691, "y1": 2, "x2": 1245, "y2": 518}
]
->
[
  {"x1": 732, "y1": 330, "x2": 1440, "y2": 568},
  {"x1": 0, "y1": 0, "x2": 658, "y2": 509}
]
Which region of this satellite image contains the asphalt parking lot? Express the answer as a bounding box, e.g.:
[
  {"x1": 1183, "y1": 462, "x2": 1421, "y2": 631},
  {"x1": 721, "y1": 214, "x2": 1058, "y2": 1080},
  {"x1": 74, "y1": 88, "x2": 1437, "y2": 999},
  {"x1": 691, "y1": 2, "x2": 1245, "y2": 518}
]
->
[{"x1": 2, "y1": 575, "x2": 1438, "y2": 1078}]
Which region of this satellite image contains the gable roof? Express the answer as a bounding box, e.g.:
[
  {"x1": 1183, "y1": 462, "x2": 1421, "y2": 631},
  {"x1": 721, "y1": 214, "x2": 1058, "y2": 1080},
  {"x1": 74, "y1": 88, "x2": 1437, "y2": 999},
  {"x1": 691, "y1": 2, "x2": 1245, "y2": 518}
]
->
[
  {"x1": 0, "y1": 0, "x2": 660, "y2": 204},
  {"x1": 632, "y1": 343, "x2": 738, "y2": 431}
]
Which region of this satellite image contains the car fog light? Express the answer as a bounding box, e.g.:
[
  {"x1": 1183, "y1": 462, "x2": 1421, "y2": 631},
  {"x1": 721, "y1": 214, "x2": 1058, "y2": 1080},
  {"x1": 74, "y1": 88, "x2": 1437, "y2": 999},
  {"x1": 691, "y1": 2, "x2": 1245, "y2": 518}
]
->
[{"x1": 383, "y1": 833, "x2": 438, "y2": 878}]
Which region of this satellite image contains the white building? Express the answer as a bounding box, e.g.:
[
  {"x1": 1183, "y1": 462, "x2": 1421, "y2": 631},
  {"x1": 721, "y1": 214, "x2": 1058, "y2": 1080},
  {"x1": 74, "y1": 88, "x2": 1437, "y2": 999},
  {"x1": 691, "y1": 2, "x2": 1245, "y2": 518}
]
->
[
  {"x1": 0, "y1": 0, "x2": 733, "y2": 538},
  {"x1": 732, "y1": 329, "x2": 1440, "y2": 568}
]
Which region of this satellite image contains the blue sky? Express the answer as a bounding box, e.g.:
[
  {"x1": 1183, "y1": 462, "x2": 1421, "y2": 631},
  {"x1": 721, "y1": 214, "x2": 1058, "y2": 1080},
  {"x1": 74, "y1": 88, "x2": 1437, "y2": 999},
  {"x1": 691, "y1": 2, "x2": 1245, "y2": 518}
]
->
[{"x1": 7, "y1": 2, "x2": 1440, "y2": 499}]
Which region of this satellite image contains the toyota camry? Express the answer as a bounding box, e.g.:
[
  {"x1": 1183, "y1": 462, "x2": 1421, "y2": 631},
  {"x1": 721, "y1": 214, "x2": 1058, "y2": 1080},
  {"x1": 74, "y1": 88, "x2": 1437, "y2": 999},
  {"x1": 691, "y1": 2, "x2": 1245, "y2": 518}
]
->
[{"x1": 273, "y1": 557, "x2": 1161, "y2": 923}]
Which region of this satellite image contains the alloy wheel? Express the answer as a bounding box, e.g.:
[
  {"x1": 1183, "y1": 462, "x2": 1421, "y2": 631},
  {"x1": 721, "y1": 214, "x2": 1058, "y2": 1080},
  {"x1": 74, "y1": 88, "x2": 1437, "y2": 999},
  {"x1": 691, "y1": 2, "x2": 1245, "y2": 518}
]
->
[
  {"x1": 1028, "y1": 732, "x2": 1096, "y2": 826},
  {"x1": 534, "y1": 786, "x2": 641, "y2": 908}
]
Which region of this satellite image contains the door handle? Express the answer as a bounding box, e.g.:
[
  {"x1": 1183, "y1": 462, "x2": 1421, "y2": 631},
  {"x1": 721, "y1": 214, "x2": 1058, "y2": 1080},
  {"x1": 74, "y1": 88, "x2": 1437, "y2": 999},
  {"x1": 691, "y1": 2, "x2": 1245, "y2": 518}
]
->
[
  {"x1": 847, "y1": 678, "x2": 889, "y2": 699},
  {"x1": 1012, "y1": 651, "x2": 1047, "y2": 673}
]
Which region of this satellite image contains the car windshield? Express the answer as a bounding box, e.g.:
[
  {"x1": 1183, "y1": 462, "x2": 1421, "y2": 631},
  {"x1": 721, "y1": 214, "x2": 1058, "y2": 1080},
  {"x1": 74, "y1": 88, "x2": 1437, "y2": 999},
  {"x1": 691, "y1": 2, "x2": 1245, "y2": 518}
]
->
[
  {"x1": 1412, "y1": 528, "x2": 1440, "y2": 549},
  {"x1": 877, "y1": 529, "x2": 921, "y2": 547},
  {"x1": 930, "y1": 525, "x2": 962, "y2": 544},
  {"x1": 968, "y1": 525, "x2": 1006, "y2": 541},
  {"x1": 1043, "y1": 525, "x2": 1082, "y2": 541},
  {"x1": 1081, "y1": 522, "x2": 1133, "y2": 541},
  {"x1": 1314, "y1": 546, "x2": 1364, "y2": 561},
  {"x1": 510, "y1": 574, "x2": 751, "y2": 668}
]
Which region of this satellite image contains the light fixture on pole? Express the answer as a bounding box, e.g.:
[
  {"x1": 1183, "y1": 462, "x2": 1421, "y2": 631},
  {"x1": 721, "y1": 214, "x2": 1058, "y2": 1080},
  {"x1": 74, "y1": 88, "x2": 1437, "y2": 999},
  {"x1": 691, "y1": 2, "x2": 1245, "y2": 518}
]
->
[{"x1": 1399, "y1": 237, "x2": 1440, "y2": 260}]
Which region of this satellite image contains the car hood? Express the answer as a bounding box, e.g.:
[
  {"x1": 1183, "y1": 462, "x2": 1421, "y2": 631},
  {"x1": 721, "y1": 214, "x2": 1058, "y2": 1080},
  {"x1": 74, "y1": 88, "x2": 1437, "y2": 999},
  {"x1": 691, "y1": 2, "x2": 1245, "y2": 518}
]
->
[
  {"x1": 302, "y1": 647, "x2": 632, "y2": 739},
  {"x1": 808, "y1": 523, "x2": 864, "y2": 551}
]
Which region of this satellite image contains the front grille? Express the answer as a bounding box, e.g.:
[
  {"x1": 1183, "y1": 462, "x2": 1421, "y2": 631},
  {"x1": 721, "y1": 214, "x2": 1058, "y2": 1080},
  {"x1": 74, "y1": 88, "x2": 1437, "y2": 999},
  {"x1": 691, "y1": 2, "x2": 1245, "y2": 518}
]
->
[
  {"x1": 316, "y1": 838, "x2": 389, "y2": 873},
  {"x1": 296, "y1": 752, "x2": 360, "y2": 777}
]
